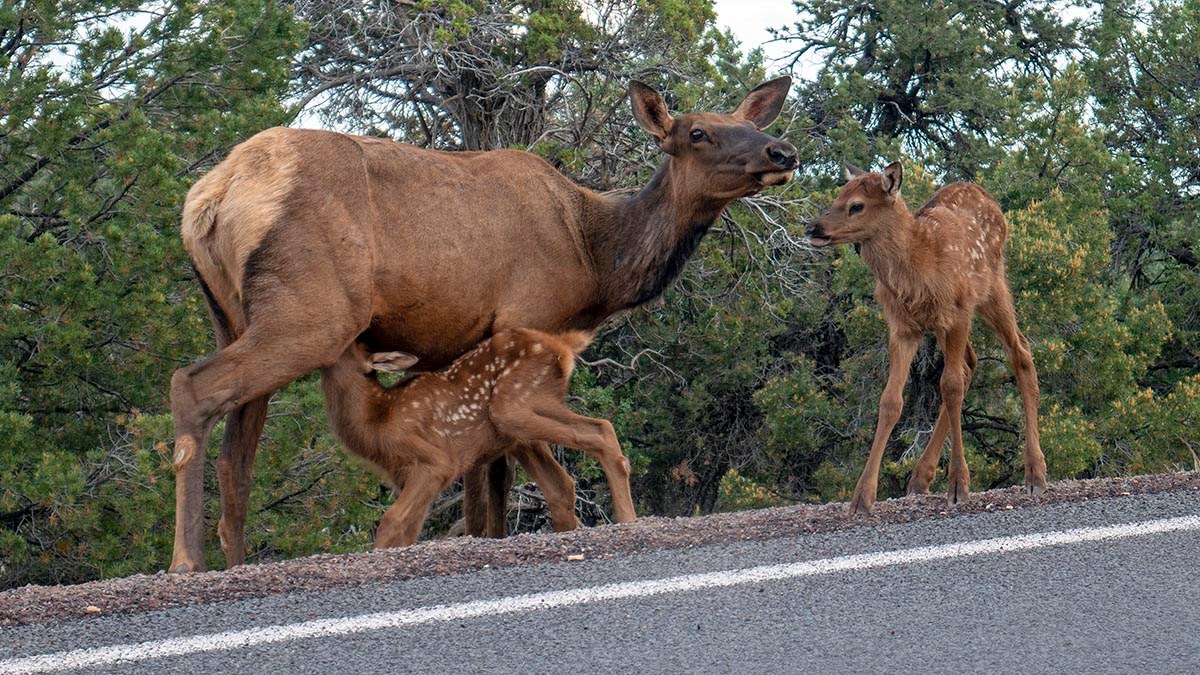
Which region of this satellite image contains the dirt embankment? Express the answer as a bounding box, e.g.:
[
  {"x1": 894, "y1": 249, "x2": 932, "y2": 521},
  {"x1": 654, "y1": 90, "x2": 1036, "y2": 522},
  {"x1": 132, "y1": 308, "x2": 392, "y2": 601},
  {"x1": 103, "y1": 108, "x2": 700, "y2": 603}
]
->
[{"x1": 1, "y1": 472, "x2": 1196, "y2": 627}]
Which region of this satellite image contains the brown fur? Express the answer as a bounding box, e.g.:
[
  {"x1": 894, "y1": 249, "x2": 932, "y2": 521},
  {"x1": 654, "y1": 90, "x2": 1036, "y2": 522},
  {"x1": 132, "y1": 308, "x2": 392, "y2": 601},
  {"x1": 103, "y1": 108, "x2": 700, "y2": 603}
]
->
[
  {"x1": 807, "y1": 161, "x2": 1046, "y2": 513},
  {"x1": 321, "y1": 329, "x2": 634, "y2": 547},
  {"x1": 169, "y1": 78, "x2": 796, "y2": 572}
]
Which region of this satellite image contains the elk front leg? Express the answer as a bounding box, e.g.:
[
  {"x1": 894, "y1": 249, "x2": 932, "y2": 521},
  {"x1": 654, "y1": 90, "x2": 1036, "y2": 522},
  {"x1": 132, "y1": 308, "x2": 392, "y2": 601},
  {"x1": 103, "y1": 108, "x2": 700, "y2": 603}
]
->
[
  {"x1": 850, "y1": 329, "x2": 920, "y2": 514},
  {"x1": 907, "y1": 343, "x2": 977, "y2": 495},
  {"x1": 937, "y1": 321, "x2": 972, "y2": 506},
  {"x1": 376, "y1": 457, "x2": 456, "y2": 548}
]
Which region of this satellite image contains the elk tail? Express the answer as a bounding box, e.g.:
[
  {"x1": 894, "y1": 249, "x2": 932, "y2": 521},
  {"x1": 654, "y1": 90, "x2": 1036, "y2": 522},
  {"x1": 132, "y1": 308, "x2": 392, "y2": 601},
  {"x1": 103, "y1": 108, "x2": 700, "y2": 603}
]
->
[{"x1": 559, "y1": 330, "x2": 595, "y2": 356}]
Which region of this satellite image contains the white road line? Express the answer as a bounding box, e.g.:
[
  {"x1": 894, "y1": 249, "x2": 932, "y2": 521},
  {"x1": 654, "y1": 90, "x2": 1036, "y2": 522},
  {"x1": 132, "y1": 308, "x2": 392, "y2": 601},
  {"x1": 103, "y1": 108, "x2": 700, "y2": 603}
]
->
[{"x1": 4, "y1": 515, "x2": 1198, "y2": 673}]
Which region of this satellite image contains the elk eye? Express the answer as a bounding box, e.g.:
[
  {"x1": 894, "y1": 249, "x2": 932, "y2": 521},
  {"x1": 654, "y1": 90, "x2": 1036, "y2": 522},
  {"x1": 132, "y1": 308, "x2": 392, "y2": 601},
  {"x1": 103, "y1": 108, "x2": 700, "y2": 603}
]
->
[
  {"x1": 849, "y1": 203, "x2": 865, "y2": 215},
  {"x1": 689, "y1": 129, "x2": 707, "y2": 143}
]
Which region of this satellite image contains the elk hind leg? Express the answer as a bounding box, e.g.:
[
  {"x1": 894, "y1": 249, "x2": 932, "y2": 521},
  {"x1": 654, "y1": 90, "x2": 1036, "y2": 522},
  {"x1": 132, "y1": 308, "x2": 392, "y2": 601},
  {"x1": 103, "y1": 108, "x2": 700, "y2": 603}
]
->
[
  {"x1": 170, "y1": 304, "x2": 364, "y2": 572},
  {"x1": 981, "y1": 290, "x2": 1046, "y2": 494},
  {"x1": 510, "y1": 441, "x2": 579, "y2": 532},
  {"x1": 493, "y1": 400, "x2": 635, "y2": 523},
  {"x1": 216, "y1": 394, "x2": 270, "y2": 568}
]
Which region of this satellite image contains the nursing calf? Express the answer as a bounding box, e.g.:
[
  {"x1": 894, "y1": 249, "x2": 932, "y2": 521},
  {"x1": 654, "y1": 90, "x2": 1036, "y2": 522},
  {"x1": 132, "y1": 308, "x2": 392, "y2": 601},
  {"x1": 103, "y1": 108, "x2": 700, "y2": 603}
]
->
[
  {"x1": 321, "y1": 328, "x2": 636, "y2": 547},
  {"x1": 807, "y1": 161, "x2": 1046, "y2": 513}
]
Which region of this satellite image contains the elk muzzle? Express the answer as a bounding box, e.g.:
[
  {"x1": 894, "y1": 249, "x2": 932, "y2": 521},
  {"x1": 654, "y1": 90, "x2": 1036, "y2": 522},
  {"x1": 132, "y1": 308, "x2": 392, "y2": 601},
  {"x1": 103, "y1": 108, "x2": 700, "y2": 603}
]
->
[
  {"x1": 805, "y1": 217, "x2": 832, "y2": 247},
  {"x1": 753, "y1": 140, "x2": 798, "y2": 186}
]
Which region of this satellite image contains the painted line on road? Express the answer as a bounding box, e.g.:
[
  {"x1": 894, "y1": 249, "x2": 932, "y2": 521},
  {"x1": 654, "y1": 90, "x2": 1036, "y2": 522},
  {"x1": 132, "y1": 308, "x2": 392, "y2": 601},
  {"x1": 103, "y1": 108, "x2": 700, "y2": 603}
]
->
[{"x1": 4, "y1": 514, "x2": 1199, "y2": 673}]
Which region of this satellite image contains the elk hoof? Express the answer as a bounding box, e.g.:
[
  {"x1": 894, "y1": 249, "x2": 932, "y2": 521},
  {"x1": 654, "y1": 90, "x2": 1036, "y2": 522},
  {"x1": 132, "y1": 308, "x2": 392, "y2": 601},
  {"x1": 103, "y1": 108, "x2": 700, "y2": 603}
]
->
[
  {"x1": 906, "y1": 473, "x2": 934, "y2": 496},
  {"x1": 946, "y1": 480, "x2": 970, "y2": 506},
  {"x1": 848, "y1": 492, "x2": 875, "y2": 515},
  {"x1": 1026, "y1": 482, "x2": 1047, "y2": 497}
]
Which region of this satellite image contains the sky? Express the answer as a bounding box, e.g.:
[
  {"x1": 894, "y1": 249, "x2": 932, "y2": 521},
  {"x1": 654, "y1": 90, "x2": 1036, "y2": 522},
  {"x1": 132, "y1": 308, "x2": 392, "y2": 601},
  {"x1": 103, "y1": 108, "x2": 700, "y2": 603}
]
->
[{"x1": 711, "y1": 0, "x2": 800, "y2": 66}]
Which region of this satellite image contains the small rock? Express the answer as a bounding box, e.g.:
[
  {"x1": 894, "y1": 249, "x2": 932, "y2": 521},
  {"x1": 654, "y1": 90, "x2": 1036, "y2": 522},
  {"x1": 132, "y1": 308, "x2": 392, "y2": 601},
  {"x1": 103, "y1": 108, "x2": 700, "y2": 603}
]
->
[
  {"x1": 566, "y1": 554, "x2": 585, "y2": 562},
  {"x1": 84, "y1": 605, "x2": 101, "y2": 614}
]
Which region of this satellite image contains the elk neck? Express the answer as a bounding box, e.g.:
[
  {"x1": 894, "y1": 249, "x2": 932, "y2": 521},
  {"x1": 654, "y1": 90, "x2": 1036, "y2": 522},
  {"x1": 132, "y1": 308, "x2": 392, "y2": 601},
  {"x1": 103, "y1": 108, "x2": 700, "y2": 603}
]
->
[
  {"x1": 320, "y1": 360, "x2": 396, "y2": 451},
  {"x1": 583, "y1": 158, "x2": 731, "y2": 312},
  {"x1": 858, "y1": 200, "x2": 928, "y2": 302}
]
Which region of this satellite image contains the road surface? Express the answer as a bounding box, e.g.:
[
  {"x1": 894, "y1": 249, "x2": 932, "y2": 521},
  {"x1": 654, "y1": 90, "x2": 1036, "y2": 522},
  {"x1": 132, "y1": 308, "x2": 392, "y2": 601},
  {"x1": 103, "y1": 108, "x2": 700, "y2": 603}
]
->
[{"x1": 2, "y1": 488, "x2": 1198, "y2": 674}]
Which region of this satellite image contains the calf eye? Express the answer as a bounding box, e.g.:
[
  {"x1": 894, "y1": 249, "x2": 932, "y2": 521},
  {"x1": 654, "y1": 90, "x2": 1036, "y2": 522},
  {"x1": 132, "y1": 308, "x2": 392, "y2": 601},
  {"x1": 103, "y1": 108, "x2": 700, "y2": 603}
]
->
[
  {"x1": 849, "y1": 203, "x2": 864, "y2": 215},
  {"x1": 690, "y1": 129, "x2": 708, "y2": 143}
]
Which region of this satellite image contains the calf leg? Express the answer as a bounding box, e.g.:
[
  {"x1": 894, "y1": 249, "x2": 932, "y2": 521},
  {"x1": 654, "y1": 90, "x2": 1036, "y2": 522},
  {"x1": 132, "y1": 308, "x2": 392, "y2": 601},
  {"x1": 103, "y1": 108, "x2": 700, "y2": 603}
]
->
[
  {"x1": 980, "y1": 289, "x2": 1047, "y2": 494},
  {"x1": 907, "y1": 343, "x2": 977, "y2": 495},
  {"x1": 510, "y1": 441, "x2": 579, "y2": 532},
  {"x1": 493, "y1": 400, "x2": 635, "y2": 524},
  {"x1": 850, "y1": 328, "x2": 920, "y2": 514},
  {"x1": 376, "y1": 458, "x2": 456, "y2": 548},
  {"x1": 936, "y1": 320, "x2": 972, "y2": 506}
]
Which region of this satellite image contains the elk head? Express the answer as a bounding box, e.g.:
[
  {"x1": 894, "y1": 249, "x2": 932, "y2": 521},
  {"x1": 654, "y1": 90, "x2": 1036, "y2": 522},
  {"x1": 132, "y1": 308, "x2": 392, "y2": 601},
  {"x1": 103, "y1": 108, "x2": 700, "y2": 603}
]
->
[
  {"x1": 806, "y1": 161, "x2": 906, "y2": 247},
  {"x1": 629, "y1": 77, "x2": 797, "y2": 201}
]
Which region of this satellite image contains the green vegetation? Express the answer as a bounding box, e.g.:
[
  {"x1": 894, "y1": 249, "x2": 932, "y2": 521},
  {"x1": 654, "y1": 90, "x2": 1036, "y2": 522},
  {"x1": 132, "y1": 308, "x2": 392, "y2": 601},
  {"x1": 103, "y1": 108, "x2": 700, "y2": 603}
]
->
[{"x1": 1, "y1": 0, "x2": 1196, "y2": 587}]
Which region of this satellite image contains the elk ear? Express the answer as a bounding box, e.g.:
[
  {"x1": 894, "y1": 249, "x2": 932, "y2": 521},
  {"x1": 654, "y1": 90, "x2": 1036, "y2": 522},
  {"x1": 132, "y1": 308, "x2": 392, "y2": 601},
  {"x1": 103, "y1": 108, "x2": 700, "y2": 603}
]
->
[
  {"x1": 370, "y1": 351, "x2": 419, "y2": 373},
  {"x1": 732, "y1": 76, "x2": 791, "y2": 129},
  {"x1": 843, "y1": 161, "x2": 867, "y2": 182},
  {"x1": 882, "y1": 161, "x2": 903, "y2": 195},
  {"x1": 629, "y1": 81, "x2": 675, "y2": 146}
]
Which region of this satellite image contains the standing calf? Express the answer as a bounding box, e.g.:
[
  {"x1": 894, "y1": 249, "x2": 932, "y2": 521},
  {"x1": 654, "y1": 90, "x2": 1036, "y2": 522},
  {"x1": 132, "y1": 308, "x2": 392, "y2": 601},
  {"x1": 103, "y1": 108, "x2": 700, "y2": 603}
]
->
[
  {"x1": 321, "y1": 328, "x2": 635, "y2": 547},
  {"x1": 806, "y1": 161, "x2": 1046, "y2": 513}
]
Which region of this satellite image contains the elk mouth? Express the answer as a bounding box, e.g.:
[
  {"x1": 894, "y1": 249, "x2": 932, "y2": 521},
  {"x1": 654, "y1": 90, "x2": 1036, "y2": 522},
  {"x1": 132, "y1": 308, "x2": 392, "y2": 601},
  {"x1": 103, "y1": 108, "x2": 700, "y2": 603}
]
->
[
  {"x1": 754, "y1": 169, "x2": 795, "y2": 187},
  {"x1": 806, "y1": 235, "x2": 833, "y2": 247}
]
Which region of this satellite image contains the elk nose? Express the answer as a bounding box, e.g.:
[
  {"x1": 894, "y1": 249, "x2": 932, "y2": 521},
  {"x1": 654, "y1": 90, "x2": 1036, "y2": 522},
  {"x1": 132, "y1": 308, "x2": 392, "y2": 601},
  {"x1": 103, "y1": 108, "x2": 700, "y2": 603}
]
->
[
  {"x1": 766, "y1": 142, "x2": 798, "y2": 170},
  {"x1": 805, "y1": 219, "x2": 823, "y2": 238}
]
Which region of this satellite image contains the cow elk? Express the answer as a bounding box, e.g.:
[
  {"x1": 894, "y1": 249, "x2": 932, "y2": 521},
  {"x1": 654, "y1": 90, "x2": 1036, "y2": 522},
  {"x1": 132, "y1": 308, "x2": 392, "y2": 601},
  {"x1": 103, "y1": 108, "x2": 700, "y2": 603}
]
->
[
  {"x1": 170, "y1": 77, "x2": 796, "y2": 572},
  {"x1": 321, "y1": 329, "x2": 633, "y2": 547},
  {"x1": 806, "y1": 161, "x2": 1046, "y2": 513}
]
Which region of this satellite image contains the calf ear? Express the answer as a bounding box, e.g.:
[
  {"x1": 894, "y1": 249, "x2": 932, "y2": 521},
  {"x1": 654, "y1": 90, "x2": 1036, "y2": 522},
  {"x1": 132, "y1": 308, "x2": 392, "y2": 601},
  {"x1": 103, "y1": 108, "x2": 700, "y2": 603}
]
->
[
  {"x1": 370, "y1": 351, "x2": 419, "y2": 373},
  {"x1": 629, "y1": 81, "x2": 675, "y2": 145},
  {"x1": 732, "y1": 76, "x2": 792, "y2": 129},
  {"x1": 882, "y1": 161, "x2": 903, "y2": 195},
  {"x1": 843, "y1": 161, "x2": 867, "y2": 181}
]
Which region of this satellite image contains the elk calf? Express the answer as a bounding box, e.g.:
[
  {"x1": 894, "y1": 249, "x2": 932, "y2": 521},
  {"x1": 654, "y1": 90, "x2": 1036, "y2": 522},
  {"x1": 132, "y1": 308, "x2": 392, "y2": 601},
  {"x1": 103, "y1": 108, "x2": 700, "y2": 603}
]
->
[
  {"x1": 807, "y1": 161, "x2": 1047, "y2": 513},
  {"x1": 321, "y1": 328, "x2": 636, "y2": 547}
]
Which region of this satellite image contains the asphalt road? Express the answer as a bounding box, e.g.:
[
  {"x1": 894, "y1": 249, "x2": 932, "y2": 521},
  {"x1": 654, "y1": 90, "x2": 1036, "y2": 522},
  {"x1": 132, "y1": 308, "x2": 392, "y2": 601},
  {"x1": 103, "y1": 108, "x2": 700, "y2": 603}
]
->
[{"x1": 3, "y1": 489, "x2": 1199, "y2": 674}]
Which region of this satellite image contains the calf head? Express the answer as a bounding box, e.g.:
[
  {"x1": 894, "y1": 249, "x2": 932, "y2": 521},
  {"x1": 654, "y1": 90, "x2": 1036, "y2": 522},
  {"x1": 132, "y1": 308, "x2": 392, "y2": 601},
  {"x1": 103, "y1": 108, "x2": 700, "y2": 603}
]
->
[{"x1": 806, "y1": 161, "x2": 906, "y2": 246}]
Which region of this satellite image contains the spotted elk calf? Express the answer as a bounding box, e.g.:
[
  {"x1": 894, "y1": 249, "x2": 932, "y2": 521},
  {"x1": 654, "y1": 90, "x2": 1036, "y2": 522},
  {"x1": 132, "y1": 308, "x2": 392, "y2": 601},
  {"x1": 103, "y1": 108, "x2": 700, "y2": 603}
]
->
[
  {"x1": 806, "y1": 161, "x2": 1046, "y2": 513},
  {"x1": 320, "y1": 328, "x2": 635, "y2": 547}
]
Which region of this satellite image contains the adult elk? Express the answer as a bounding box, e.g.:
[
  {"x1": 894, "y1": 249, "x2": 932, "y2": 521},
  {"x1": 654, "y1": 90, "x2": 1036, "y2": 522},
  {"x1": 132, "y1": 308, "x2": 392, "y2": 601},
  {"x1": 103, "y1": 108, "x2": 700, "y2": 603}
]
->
[
  {"x1": 806, "y1": 161, "x2": 1046, "y2": 513},
  {"x1": 170, "y1": 77, "x2": 797, "y2": 572}
]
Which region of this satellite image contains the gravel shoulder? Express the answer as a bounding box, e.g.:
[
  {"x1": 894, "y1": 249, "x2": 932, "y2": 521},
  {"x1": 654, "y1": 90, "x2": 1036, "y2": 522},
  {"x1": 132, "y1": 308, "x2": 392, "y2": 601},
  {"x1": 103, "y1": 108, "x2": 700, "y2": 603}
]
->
[{"x1": 1, "y1": 472, "x2": 1196, "y2": 628}]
